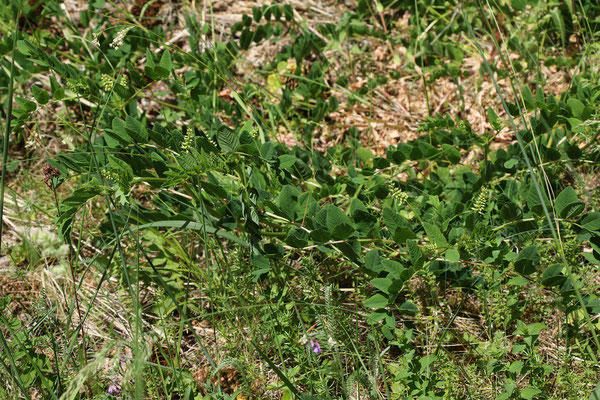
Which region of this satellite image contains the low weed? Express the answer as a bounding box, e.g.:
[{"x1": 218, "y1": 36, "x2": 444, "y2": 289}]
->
[{"x1": 0, "y1": 0, "x2": 600, "y2": 399}]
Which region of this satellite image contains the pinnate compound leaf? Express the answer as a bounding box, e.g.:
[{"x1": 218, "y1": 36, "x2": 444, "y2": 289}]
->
[
  {"x1": 551, "y1": 7, "x2": 566, "y2": 45},
  {"x1": 108, "y1": 155, "x2": 133, "y2": 180},
  {"x1": 278, "y1": 155, "x2": 297, "y2": 170},
  {"x1": 394, "y1": 227, "x2": 416, "y2": 244},
  {"x1": 373, "y1": 157, "x2": 390, "y2": 169},
  {"x1": 259, "y1": 141, "x2": 274, "y2": 160},
  {"x1": 17, "y1": 39, "x2": 37, "y2": 56},
  {"x1": 381, "y1": 259, "x2": 405, "y2": 278},
  {"x1": 131, "y1": 221, "x2": 250, "y2": 248},
  {"x1": 508, "y1": 361, "x2": 524, "y2": 374},
  {"x1": 383, "y1": 207, "x2": 406, "y2": 234},
  {"x1": 568, "y1": 117, "x2": 583, "y2": 132},
  {"x1": 534, "y1": 86, "x2": 545, "y2": 106},
  {"x1": 49, "y1": 76, "x2": 64, "y2": 100},
  {"x1": 349, "y1": 198, "x2": 368, "y2": 216},
  {"x1": 160, "y1": 50, "x2": 172, "y2": 72},
  {"x1": 240, "y1": 28, "x2": 252, "y2": 50},
  {"x1": 251, "y1": 255, "x2": 270, "y2": 281},
  {"x1": 152, "y1": 51, "x2": 172, "y2": 79},
  {"x1": 511, "y1": 0, "x2": 526, "y2": 11},
  {"x1": 334, "y1": 241, "x2": 360, "y2": 261},
  {"x1": 526, "y1": 184, "x2": 551, "y2": 216},
  {"x1": 15, "y1": 97, "x2": 36, "y2": 112},
  {"x1": 310, "y1": 228, "x2": 330, "y2": 243},
  {"x1": 365, "y1": 249, "x2": 382, "y2": 273}
]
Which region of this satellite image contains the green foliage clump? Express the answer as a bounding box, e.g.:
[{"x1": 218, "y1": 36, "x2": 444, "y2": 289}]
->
[{"x1": 1, "y1": 0, "x2": 600, "y2": 398}]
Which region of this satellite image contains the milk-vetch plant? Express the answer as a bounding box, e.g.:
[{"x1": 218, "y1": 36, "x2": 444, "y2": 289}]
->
[{"x1": 2, "y1": 0, "x2": 600, "y2": 398}]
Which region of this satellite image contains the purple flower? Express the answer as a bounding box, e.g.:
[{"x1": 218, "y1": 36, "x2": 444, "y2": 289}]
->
[
  {"x1": 310, "y1": 339, "x2": 321, "y2": 354},
  {"x1": 107, "y1": 384, "x2": 120, "y2": 395}
]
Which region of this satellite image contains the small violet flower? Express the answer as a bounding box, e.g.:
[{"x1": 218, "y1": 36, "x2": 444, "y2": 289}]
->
[
  {"x1": 310, "y1": 338, "x2": 321, "y2": 354},
  {"x1": 107, "y1": 383, "x2": 120, "y2": 395}
]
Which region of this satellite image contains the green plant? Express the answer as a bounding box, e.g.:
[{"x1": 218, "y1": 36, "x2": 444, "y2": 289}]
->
[{"x1": 1, "y1": 0, "x2": 600, "y2": 398}]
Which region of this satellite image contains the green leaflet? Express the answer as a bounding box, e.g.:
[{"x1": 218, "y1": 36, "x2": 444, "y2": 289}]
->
[
  {"x1": 555, "y1": 186, "x2": 584, "y2": 219},
  {"x1": 276, "y1": 185, "x2": 299, "y2": 221},
  {"x1": 364, "y1": 293, "x2": 388, "y2": 309},
  {"x1": 567, "y1": 97, "x2": 585, "y2": 118},
  {"x1": 125, "y1": 115, "x2": 148, "y2": 142},
  {"x1": 407, "y1": 239, "x2": 424, "y2": 267},
  {"x1": 370, "y1": 277, "x2": 393, "y2": 294},
  {"x1": 423, "y1": 222, "x2": 447, "y2": 248},
  {"x1": 589, "y1": 382, "x2": 600, "y2": 400},
  {"x1": 541, "y1": 264, "x2": 566, "y2": 287},
  {"x1": 31, "y1": 85, "x2": 49, "y2": 104},
  {"x1": 285, "y1": 226, "x2": 308, "y2": 248},
  {"x1": 325, "y1": 204, "x2": 354, "y2": 239},
  {"x1": 521, "y1": 85, "x2": 535, "y2": 110},
  {"x1": 108, "y1": 118, "x2": 133, "y2": 146},
  {"x1": 57, "y1": 183, "x2": 103, "y2": 240},
  {"x1": 514, "y1": 246, "x2": 539, "y2": 276}
]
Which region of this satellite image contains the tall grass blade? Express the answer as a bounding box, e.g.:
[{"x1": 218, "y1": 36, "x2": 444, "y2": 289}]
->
[{"x1": 0, "y1": 9, "x2": 20, "y2": 248}]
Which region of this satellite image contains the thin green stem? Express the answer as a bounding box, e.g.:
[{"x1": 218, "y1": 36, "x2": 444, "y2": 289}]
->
[{"x1": 0, "y1": 11, "x2": 19, "y2": 248}]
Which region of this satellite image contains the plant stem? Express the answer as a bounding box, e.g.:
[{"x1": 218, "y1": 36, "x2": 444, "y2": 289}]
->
[
  {"x1": 0, "y1": 16, "x2": 19, "y2": 250},
  {"x1": 52, "y1": 186, "x2": 88, "y2": 365}
]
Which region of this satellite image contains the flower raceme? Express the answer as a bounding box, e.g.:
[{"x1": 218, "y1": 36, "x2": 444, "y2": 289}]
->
[
  {"x1": 110, "y1": 27, "x2": 132, "y2": 50},
  {"x1": 471, "y1": 188, "x2": 488, "y2": 215}
]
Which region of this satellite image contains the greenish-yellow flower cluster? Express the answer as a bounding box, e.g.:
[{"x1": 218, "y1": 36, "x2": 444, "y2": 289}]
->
[
  {"x1": 472, "y1": 188, "x2": 488, "y2": 215},
  {"x1": 391, "y1": 187, "x2": 409, "y2": 206},
  {"x1": 101, "y1": 169, "x2": 119, "y2": 183},
  {"x1": 101, "y1": 74, "x2": 128, "y2": 92},
  {"x1": 101, "y1": 74, "x2": 114, "y2": 91},
  {"x1": 181, "y1": 130, "x2": 195, "y2": 152}
]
